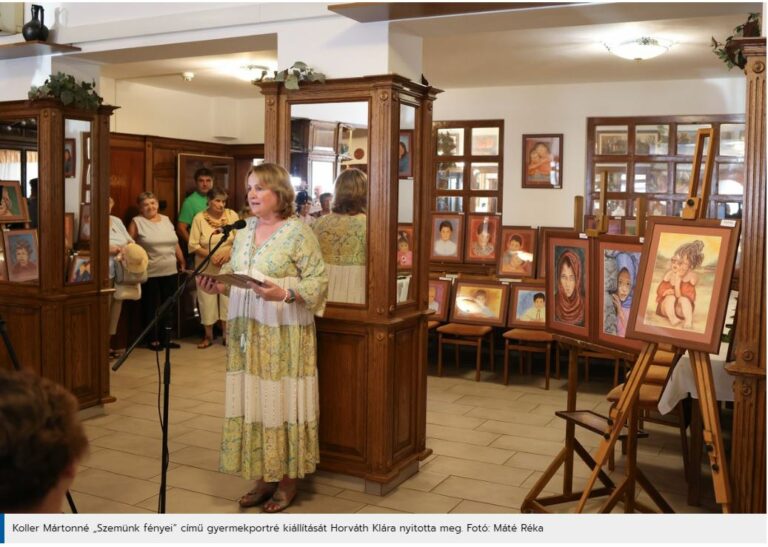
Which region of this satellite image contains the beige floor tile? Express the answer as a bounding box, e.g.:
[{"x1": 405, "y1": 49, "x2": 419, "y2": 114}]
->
[
  {"x1": 81, "y1": 413, "x2": 124, "y2": 428},
  {"x1": 529, "y1": 403, "x2": 568, "y2": 417},
  {"x1": 399, "y1": 470, "x2": 448, "y2": 492},
  {"x1": 83, "y1": 448, "x2": 176, "y2": 480},
  {"x1": 446, "y1": 381, "x2": 524, "y2": 397},
  {"x1": 137, "y1": 487, "x2": 243, "y2": 514},
  {"x1": 356, "y1": 505, "x2": 405, "y2": 514},
  {"x1": 426, "y1": 411, "x2": 486, "y2": 430},
  {"x1": 195, "y1": 390, "x2": 226, "y2": 404},
  {"x1": 490, "y1": 435, "x2": 563, "y2": 456},
  {"x1": 96, "y1": 415, "x2": 196, "y2": 441},
  {"x1": 310, "y1": 470, "x2": 366, "y2": 492},
  {"x1": 421, "y1": 455, "x2": 533, "y2": 487},
  {"x1": 125, "y1": 391, "x2": 201, "y2": 411},
  {"x1": 72, "y1": 468, "x2": 160, "y2": 505},
  {"x1": 172, "y1": 429, "x2": 223, "y2": 450},
  {"x1": 297, "y1": 479, "x2": 344, "y2": 497},
  {"x1": 465, "y1": 406, "x2": 552, "y2": 426},
  {"x1": 477, "y1": 420, "x2": 565, "y2": 442},
  {"x1": 108, "y1": 402, "x2": 200, "y2": 425},
  {"x1": 282, "y1": 492, "x2": 365, "y2": 514},
  {"x1": 83, "y1": 424, "x2": 117, "y2": 440},
  {"x1": 179, "y1": 414, "x2": 223, "y2": 434},
  {"x1": 90, "y1": 432, "x2": 186, "y2": 458},
  {"x1": 159, "y1": 466, "x2": 252, "y2": 500},
  {"x1": 427, "y1": 390, "x2": 467, "y2": 403},
  {"x1": 427, "y1": 400, "x2": 475, "y2": 416},
  {"x1": 449, "y1": 500, "x2": 515, "y2": 514},
  {"x1": 433, "y1": 476, "x2": 528, "y2": 509},
  {"x1": 427, "y1": 438, "x2": 515, "y2": 465},
  {"x1": 452, "y1": 395, "x2": 537, "y2": 413},
  {"x1": 427, "y1": 376, "x2": 466, "y2": 390},
  {"x1": 170, "y1": 446, "x2": 221, "y2": 471},
  {"x1": 427, "y1": 423, "x2": 500, "y2": 446},
  {"x1": 335, "y1": 489, "x2": 392, "y2": 506},
  {"x1": 64, "y1": 491, "x2": 154, "y2": 514},
  {"x1": 376, "y1": 488, "x2": 461, "y2": 513},
  {"x1": 188, "y1": 401, "x2": 225, "y2": 418}
]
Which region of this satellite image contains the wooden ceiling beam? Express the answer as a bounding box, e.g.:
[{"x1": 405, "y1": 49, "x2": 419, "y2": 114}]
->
[{"x1": 327, "y1": 2, "x2": 574, "y2": 23}]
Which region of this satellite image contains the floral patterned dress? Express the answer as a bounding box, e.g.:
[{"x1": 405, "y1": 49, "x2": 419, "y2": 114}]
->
[
  {"x1": 219, "y1": 217, "x2": 327, "y2": 482},
  {"x1": 312, "y1": 213, "x2": 366, "y2": 304}
]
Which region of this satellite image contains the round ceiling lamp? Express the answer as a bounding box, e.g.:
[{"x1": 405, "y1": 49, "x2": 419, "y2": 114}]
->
[{"x1": 604, "y1": 37, "x2": 673, "y2": 61}]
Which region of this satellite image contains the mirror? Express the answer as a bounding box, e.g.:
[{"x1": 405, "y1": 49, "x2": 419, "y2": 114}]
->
[
  {"x1": 290, "y1": 102, "x2": 369, "y2": 305},
  {"x1": 396, "y1": 103, "x2": 417, "y2": 305},
  {"x1": 64, "y1": 118, "x2": 93, "y2": 285},
  {"x1": 0, "y1": 117, "x2": 38, "y2": 283}
]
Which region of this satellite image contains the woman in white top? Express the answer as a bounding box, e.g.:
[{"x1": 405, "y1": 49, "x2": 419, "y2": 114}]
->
[
  {"x1": 128, "y1": 191, "x2": 185, "y2": 350},
  {"x1": 433, "y1": 220, "x2": 458, "y2": 257},
  {"x1": 188, "y1": 186, "x2": 239, "y2": 349},
  {"x1": 108, "y1": 197, "x2": 134, "y2": 358}
]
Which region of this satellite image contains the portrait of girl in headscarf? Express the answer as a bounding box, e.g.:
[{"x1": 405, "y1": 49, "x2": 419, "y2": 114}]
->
[
  {"x1": 606, "y1": 251, "x2": 640, "y2": 337},
  {"x1": 554, "y1": 248, "x2": 585, "y2": 326}
]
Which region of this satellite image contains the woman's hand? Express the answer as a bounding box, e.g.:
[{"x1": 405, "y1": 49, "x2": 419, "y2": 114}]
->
[
  {"x1": 247, "y1": 279, "x2": 287, "y2": 302},
  {"x1": 211, "y1": 248, "x2": 231, "y2": 267},
  {"x1": 198, "y1": 275, "x2": 225, "y2": 295}
]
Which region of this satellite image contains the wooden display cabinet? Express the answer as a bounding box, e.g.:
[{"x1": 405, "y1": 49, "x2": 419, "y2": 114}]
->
[
  {"x1": 0, "y1": 99, "x2": 115, "y2": 409},
  {"x1": 259, "y1": 75, "x2": 441, "y2": 494}
]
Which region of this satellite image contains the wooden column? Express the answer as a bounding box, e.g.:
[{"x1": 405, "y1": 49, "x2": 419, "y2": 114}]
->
[{"x1": 726, "y1": 37, "x2": 766, "y2": 514}]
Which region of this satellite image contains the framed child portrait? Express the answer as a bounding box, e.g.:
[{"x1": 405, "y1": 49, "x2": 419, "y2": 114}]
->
[
  {"x1": 464, "y1": 214, "x2": 500, "y2": 264},
  {"x1": 397, "y1": 224, "x2": 414, "y2": 270},
  {"x1": 498, "y1": 226, "x2": 537, "y2": 277},
  {"x1": 0, "y1": 180, "x2": 29, "y2": 223},
  {"x1": 4, "y1": 229, "x2": 39, "y2": 283},
  {"x1": 545, "y1": 231, "x2": 591, "y2": 340},
  {"x1": 427, "y1": 279, "x2": 451, "y2": 322},
  {"x1": 450, "y1": 280, "x2": 509, "y2": 327},
  {"x1": 522, "y1": 134, "x2": 562, "y2": 189},
  {"x1": 430, "y1": 213, "x2": 463, "y2": 263},
  {"x1": 67, "y1": 250, "x2": 93, "y2": 284},
  {"x1": 398, "y1": 130, "x2": 413, "y2": 178},
  {"x1": 508, "y1": 281, "x2": 547, "y2": 329},
  {"x1": 536, "y1": 226, "x2": 573, "y2": 279},
  {"x1": 64, "y1": 138, "x2": 76, "y2": 178},
  {"x1": 627, "y1": 217, "x2": 741, "y2": 354},
  {"x1": 596, "y1": 235, "x2": 644, "y2": 352}
]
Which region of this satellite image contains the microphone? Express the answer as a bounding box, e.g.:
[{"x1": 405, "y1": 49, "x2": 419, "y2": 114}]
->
[{"x1": 214, "y1": 219, "x2": 247, "y2": 235}]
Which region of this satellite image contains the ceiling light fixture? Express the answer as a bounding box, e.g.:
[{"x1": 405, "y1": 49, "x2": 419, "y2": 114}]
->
[
  {"x1": 234, "y1": 64, "x2": 269, "y2": 82},
  {"x1": 181, "y1": 71, "x2": 195, "y2": 82},
  {"x1": 604, "y1": 37, "x2": 673, "y2": 61}
]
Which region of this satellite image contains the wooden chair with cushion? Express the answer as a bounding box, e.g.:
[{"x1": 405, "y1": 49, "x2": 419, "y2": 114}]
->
[
  {"x1": 436, "y1": 323, "x2": 495, "y2": 381},
  {"x1": 502, "y1": 328, "x2": 555, "y2": 389}
]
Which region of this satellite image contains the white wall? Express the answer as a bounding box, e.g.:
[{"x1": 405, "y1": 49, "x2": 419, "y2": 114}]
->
[
  {"x1": 434, "y1": 76, "x2": 746, "y2": 227},
  {"x1": 102, "y1": 78, "x2": 264, "y2": 143}
]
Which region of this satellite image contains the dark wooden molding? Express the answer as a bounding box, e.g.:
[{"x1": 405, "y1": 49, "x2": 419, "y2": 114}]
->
[
  {"x1": 328, "y1": 2, "x2": 569, "y2": 22},
  {"x1": 0, "y1": 40, "x2": 81, "y2": 61}
]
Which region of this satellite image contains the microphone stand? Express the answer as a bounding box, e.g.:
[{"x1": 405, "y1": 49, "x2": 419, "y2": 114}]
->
[
  {"x1": 112, "y1": 228, "x2": 233, "y2": 513},
  {"x1": 0, "y1": 315, "x2": 78, "y2": 514}
]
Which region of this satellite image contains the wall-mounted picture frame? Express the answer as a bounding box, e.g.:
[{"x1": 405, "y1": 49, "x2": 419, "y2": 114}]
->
[
  {"x1": 177, "y1": 153, "x2": 235, "y2": 214},
  {"x1": 627, "y1": 217, "x2": 741, "y2": 354},
  {"x1": 450, "y1": 280, "x2": 509, "y2": 327},
  {"x1": 464, "y1": 214, "x2": 500, "y2": 264},
  {"x1": 78, "y1": 203, "x2": 91, "y2": 244},
  {"x1": 397, "y1": 224, "x2": 414, "y2": 270},
  {"x1": 498, "y1": 226, "x2": 537, "y2": 277},
  {"x1": 596, "y1": 235, "x2": 644, "y2": 352},
  {"x1": 64, "y1": 138, "x2": 76, "y2": 178},
  {"x1": 0, "y1": 180, "x2": 30, "y2": 223},
  {"x1": 508, "y1": 280, "x2": 547, "y2": 329},
  {"x1": 64, "y1": 212, "x2": 75, "y2": 252},
  {"x1": 398, "y1": 130, "x2": 413, "y2": 178},
  {"x1": 430, "y1": 213, "x2": 464, "y2": 263},
  {"x1": 545, "y1": 231, "x2": 591, "y2": 340},
  {"x1": 597, "y1": 132, "x2": 628, "y2": 155},
  {"x1": 536, "y1": 226, "x2": 573, "y2": 279},
  {"x1": 522, "y1": 134, "x2": 562, "y2": 189},
  {"x1": 67, "y1": 250, "x2": 93, "y2": 284},
  {"x1": 428, "y1": 279, "x2": 451, "y2": 322},
  {"x1": 4, "y1": 229, "x2": 39, "y2": 283}
]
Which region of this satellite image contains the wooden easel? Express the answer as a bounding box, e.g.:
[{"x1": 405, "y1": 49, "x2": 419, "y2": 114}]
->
[{"x1": 575, "y1": 128, "x2": 733, "y2": 513}]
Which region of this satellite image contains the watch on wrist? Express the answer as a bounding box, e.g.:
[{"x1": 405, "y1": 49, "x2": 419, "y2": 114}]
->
[{"x1": 283, "y1": 288, "x2": 296, "y2": 304}]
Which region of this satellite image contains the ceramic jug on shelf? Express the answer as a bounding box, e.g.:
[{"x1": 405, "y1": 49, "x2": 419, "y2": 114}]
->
[{"x1": 22, "y1": 5, "x2": 49, "y2": 42}]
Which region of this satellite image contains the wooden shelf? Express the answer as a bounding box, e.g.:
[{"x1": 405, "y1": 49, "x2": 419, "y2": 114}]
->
[{"x1": 0, "y1": 41, "x2": 81, "y2": 61}]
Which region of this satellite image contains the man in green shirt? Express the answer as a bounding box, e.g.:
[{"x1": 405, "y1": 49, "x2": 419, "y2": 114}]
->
[{"x1": 177, "y1": 167, "x2": 214, "y2": 248}]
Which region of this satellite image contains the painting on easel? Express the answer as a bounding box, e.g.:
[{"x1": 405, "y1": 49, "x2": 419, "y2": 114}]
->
[{"x1": 627, "y1": 217, "x2": 740, "y2": 354}]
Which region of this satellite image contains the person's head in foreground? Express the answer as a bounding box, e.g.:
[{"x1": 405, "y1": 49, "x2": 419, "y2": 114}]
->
[{"x1": 0, "y1": 369, "x2": 88, "y2": 513}]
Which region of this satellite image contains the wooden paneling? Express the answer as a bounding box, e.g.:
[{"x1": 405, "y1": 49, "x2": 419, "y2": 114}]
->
[
  {"x1": 64, "y1": 300, "x2": 99, "y2": 405},
  {"x1": 393, "y1": 326, "x2": 417, "y2": 456},
  {"x1": 317, "y1": 326, "x2": 367, "y2": 462},
  {"x1": 0, "y1": 303, "x2": 41, "y2": 374}
]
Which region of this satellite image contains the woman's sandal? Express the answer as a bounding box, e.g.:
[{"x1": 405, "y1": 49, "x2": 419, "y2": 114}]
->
[
  {"x1": 197, "y1": 338, "x2": 213, "y2": 349},
  {"x1": 238, "y1": 484, "x2": 277, "y2": 508},
  {"x1": 262, "y1": 488, "x2": 297, "y2": 513}
]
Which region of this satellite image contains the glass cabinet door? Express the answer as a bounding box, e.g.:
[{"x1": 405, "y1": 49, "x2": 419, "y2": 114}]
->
[{"x1": 64, "y1": 118, "x2": 93, "y2": 285}]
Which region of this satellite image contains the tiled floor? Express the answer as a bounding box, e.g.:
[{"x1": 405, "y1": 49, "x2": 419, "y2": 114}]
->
[{"x1": 70, "y1": 339, "x2": 718, "y2": 514}]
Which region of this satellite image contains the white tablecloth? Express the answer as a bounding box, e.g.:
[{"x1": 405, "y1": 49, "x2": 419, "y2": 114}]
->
[{"x1": 657, "y1": 342, "x2": 734, "y2": 415}]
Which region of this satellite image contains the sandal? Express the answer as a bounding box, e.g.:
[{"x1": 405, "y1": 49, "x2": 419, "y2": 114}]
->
[
  {"x1": 262, "y1": 487, "x2": 297, "y2": 513},
  {"x1": 109, "y1": 349, "x2": 124, "y2": 359},
  {"x1": 197, "y1": 338, "x2": 213, "y2": 349},
  {"x1": 238, "y1": 484, "x2": 277, "y2": 508}
]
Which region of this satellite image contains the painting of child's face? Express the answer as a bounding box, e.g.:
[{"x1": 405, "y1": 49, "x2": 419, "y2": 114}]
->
[
  {"x1": 398, "y1": 240, "x2": 409, "y2": 252},
  {"x1": 440, "y1": 226, "x2": 452, "y2": 241},
  {"x1": 429, "y1": 287, "x2": 436, "y2": 301},
  {"x1": 451, "y1": 282, "x2": 507, "y2": 326},
  {"x1": 617, "y1": 269, "x2": 631, "y2": 301},
  {"x1": 477, "y1": 231, "x2": 490, "y2": 247},
  {"x1": 507, "y1": 238, "x2": 522, "y2": 251},
  {"x1": 559, "y1": 262, "x2": 576, "y2": 298},
  {"x1": 534, "y1": 296, "x2": 545, "y2": 309}
]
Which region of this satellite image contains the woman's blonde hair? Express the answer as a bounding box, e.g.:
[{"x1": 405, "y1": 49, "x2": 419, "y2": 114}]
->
[
  {"x1": 136, "y1": 191, "x2": 157, "y2": 205},
  {"x1": 332, "y1": 168, "x2": 367, "y2": 215},
  {"x1": 246, "y1": 163, "x2": 294, "y2": 219}
]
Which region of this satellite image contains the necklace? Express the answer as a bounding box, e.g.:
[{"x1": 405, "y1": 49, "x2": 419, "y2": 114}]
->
[{"x1": 203, "y1": 210, "x2": 227, "y2": 228}]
